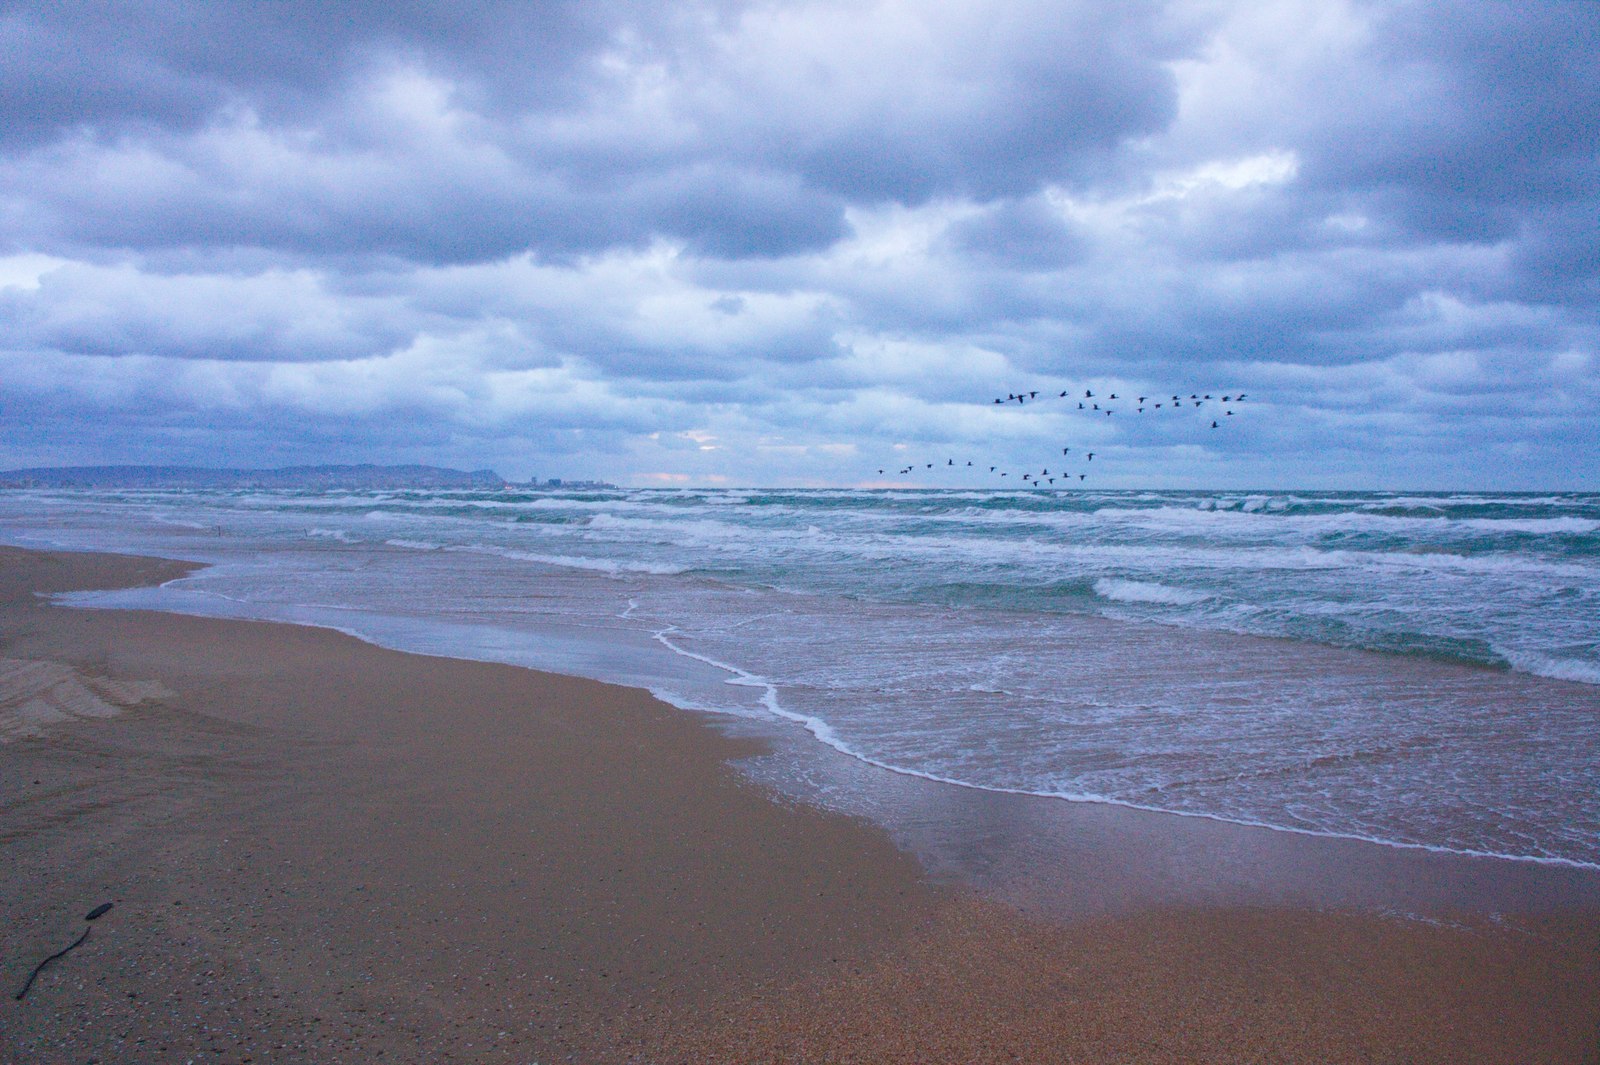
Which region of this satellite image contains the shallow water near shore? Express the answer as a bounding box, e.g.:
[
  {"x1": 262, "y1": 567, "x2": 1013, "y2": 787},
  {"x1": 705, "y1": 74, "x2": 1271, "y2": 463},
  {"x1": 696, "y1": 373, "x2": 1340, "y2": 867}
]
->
[{"x1": 4, "y1": 485, "x2": 1599, "y2": 887}]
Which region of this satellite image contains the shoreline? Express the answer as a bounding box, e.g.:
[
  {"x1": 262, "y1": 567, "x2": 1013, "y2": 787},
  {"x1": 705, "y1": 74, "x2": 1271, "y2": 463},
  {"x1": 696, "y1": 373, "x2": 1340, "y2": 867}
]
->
[
  {"x1": 55, "y1": 544, "x2": 1600, "y2": 889},
  {"x1": 3, "y1": 545, "x2": 1598, "y2": 1062},
  {"x1": 54, "y1": 546, "x2": 1600, "y2": 921}
]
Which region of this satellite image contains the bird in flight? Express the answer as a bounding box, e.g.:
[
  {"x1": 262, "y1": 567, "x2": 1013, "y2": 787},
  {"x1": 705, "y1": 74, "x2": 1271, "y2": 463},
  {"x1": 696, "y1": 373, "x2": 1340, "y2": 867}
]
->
[{"x1": 876, "y1": 378, "x2": 1251, "y2": 485}]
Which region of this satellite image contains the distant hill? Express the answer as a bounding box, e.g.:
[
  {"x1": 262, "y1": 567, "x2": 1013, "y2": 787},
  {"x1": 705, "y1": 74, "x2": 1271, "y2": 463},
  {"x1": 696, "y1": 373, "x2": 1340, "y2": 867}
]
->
[{"x1": 0, "y1": 464, "x2": 509, "y2": 489}]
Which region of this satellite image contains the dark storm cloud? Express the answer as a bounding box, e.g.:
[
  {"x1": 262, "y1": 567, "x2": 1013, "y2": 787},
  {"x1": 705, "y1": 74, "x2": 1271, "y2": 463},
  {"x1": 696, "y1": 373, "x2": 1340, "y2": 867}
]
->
[
  {"x1": 1292, "y1": 1, "x2": 1600, "y2": 294},
  {"x1": 0, "y1": 0, "x2": 653, "y2": 146},
  {"x1": 736, "y1": 3, "x2": 1186, "y2": 203},
  {"x1": 0, "y1": 135, "x2": 850, "y2": 265},
  {"x1": 943, "y1": 198, "x2": 1084, "y2": 268},
  {"x1": 2, "y1": 0, "x2": 1189, "y2": 264},
  {"x1": 1508, "y1": 202, "x2": 1600, "y2": 309},
  {"x1": 647, "y1": 168, "x2": 849, "y2": 259}
]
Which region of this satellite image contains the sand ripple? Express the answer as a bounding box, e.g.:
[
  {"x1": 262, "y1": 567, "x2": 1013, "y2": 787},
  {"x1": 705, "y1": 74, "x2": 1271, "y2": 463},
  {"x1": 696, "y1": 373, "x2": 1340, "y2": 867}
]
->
[{"x1": 0, "y1": 657, "x2": 171, "y2": 741}]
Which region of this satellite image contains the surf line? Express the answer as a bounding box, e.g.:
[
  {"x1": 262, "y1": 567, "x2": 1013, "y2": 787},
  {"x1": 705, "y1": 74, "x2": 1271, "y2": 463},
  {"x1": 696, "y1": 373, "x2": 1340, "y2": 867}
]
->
[
  {"x1": 645, "y1": 623, "x2": 867, "y2": 755},
  {"x1": 643, "y1": 622, "x2": 1600, "y2": 873}
]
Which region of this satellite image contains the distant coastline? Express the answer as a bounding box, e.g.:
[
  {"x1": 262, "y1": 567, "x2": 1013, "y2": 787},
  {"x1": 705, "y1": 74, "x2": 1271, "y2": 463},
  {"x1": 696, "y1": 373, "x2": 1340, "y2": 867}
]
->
[{"x1": 0, "y1": 464, "x2": 616, "y2": 490}]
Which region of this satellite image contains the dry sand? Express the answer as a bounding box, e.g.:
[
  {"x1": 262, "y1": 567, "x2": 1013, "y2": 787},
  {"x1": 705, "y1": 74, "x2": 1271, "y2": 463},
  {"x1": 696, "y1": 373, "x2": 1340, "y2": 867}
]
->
[{"x1": 1, "y1": 545, "x2": 1596, "y2": 1063}]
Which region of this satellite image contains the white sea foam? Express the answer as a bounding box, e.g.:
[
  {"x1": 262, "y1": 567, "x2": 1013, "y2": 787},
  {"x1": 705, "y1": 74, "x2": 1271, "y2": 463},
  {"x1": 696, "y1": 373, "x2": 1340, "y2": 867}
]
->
[
  {"x1": 385, "y1": 538, "x2": 443, "y2": 551},
  {"x1": 305, "y1": 527, "x2": 356, "y2": 543},
  {"x1": 1349, "y1": 547, "x2": 1598, "y2": 580},
  {"x1": 1495, "y1": 647, "x2": 1600, "y2": 686},
  {"x1": 1091, "y1": 504, "x2": 1600, "y2": 540},
  {"x1": 643, "y1": 687, "x2": 769, "y2": 720},
  {"x1": 444, "y1": 542, "x2": 688, "y2": 576},
  {"x1": 1093, "y1": 578, "x2": 1211, "y2": 606},
  {"x1": 1460, "y1": 517, "x2": 1600, "y2": 534}
]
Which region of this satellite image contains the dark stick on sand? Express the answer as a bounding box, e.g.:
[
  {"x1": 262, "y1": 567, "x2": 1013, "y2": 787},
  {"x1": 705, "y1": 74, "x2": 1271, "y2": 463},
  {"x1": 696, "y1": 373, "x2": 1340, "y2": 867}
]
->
[{"x1": 14, "y1": 903, "x2": 114, "y2": 1001}]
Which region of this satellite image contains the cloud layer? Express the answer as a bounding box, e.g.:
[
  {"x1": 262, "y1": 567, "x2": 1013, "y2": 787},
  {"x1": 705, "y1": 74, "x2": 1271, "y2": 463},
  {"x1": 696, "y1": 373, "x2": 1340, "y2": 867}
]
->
[{"x1": 3, "y1": 0, "x2": 1595, "y2": 487}]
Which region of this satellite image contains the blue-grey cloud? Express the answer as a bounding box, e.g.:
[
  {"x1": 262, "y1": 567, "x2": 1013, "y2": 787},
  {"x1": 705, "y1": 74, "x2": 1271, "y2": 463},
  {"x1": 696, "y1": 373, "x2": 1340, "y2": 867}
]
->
[
  {"x1": 0, "y1": 0, "x2": 655, "y2": 145},
  {"x1": 1, "y1": 0, "x2": 1189, "y2": 265},
  {"x1": 0, "y1": 0, "x2": 1596, "y2": 488}
]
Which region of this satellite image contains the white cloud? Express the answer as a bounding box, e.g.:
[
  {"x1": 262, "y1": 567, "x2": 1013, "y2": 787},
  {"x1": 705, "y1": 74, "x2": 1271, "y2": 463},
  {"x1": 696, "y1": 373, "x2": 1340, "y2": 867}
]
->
[{"x1": 0, "y1": 253, "x2": 67, "y2": 290}]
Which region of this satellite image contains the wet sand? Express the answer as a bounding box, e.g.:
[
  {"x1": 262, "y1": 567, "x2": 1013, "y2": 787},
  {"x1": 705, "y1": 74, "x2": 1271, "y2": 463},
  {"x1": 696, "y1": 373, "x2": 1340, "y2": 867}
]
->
[{"x1": 2, "y1": 545, "x2": 1597, "y2": 1063}]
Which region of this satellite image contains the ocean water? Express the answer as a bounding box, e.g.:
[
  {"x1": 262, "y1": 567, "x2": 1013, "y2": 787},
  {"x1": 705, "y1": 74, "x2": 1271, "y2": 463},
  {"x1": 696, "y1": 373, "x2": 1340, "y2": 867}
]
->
[{"x1": 3, "y1": 486, "x2": 1598, "y2": 869}]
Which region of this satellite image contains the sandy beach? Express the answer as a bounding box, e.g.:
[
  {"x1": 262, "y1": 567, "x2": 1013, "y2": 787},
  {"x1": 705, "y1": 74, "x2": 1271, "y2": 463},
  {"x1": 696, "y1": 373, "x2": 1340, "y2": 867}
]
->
[{"x1": 2, "y1": 545, "x2": 1597, "y2": 1064}]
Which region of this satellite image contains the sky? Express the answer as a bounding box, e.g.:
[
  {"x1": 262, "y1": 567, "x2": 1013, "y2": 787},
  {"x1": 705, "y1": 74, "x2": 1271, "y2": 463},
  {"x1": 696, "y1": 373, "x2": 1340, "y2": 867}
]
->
[{"x1": 1, "y1": 0, "x2": 1596, "y2": 489}]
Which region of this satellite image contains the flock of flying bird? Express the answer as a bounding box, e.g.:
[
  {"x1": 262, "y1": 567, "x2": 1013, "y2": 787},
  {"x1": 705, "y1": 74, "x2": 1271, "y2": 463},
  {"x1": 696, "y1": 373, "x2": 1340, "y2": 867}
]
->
[{"x1": 878, "y1": 386, "x2": 1249, "y2": 486}]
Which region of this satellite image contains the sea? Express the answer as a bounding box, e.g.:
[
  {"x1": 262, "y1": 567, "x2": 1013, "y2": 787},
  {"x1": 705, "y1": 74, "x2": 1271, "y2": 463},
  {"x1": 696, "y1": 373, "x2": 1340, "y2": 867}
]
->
[{"x1": 4, "y1": 486, "x2": 1598, "y2": 875}]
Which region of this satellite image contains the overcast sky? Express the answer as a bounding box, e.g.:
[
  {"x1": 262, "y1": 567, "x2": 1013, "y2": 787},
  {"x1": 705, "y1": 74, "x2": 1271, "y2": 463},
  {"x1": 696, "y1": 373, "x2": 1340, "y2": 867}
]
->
[{"x1": 2, "y1": 0, "x2": 1596, "y2": 488}]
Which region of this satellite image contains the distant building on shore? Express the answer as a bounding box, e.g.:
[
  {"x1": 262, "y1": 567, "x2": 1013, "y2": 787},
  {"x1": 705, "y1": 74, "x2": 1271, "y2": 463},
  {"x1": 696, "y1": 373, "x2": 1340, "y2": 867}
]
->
[{"x1": 524, "y1": 477, "x2": 618, "y2": 490}]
